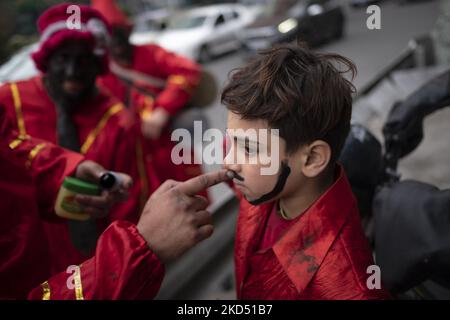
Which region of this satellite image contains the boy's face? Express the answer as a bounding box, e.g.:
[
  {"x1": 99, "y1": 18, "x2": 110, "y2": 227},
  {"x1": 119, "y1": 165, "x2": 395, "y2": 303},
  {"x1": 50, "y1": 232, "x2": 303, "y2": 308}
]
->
[{"x1": 224, "y1": 112, "x2": 307, "y2": 204}]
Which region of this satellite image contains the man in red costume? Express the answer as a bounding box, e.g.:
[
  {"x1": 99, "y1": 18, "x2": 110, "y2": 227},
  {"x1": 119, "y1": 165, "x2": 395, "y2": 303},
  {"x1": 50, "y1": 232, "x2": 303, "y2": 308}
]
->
[
  {"x1": 0, "y1": 107, "x2": 231, "y2": 299},
  {"x1": 0, "y1": 4, "x2": 161, "y2": 271},
  {"x1": 92, "y1": 0, "x2": 207, "y2": 191},
  {"x1": 0, "y1": 106, "x2": 153, "y2": 299},
  {"x1": 222, "y1": 45, "x2": 392, "y2": 299}
]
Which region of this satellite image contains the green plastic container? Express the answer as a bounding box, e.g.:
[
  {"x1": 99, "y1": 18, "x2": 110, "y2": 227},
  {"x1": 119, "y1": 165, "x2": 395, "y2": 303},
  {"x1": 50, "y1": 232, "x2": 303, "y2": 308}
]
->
[{"x1": 54, "y1": 177, "x2": 100, "y2": 221}]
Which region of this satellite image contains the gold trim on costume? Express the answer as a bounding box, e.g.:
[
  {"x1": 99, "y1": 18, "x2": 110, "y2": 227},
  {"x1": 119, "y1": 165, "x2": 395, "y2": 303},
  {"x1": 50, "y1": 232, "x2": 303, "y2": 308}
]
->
[
  {"x1": 9, "y1": 138, "x2": 23, "y2": 150},
  {"x1": 26, "y1": 143, "x2": 46, "y2": 168},
  {"x1": 80, "y1": 103, "x2": 123, "y2": 155},
  {"x1": 10, "y1": 83, "x2": 27, "y2": 138},
  {"x1": 8, "y1": 135, "x2": 28, "y2": 149},
  {"x1": 74, "y1": 267, "x2": 84, "y2": 300},
  {"x1": 167, "y1": 75, "x2": 193, "y2": 94},
  {"x1": 140, "y1": 96, "x2": 154, "y2": 119},
  {"x1": 42, "y1": 281, "x2": 51, "y2": 300}
]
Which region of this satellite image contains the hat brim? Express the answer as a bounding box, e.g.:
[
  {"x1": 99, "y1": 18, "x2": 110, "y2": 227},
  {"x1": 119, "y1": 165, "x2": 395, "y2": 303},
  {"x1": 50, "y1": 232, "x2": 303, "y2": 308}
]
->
[{"x1": 31, "y1": 30, "x2": 109, "y2": 75}]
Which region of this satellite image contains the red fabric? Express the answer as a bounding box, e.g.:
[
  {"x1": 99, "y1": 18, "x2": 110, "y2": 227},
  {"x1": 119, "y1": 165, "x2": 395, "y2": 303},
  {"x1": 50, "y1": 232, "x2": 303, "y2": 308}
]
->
[
  {"x1": 258, "y1": 204, "x2": 300, "y2": 251},
  {"x1": 98, "y1": 45, "x2": 207, "y2": 197},
  {"x1": 91, "y1": 0, "x2": 131, "y2": 28},
  {"x1": 0, "y1": 106, "x2": 164, "y2": 300},
  {"x1": 0, "y1": 108, "x2": 80, "y2": 299},
  {"x1": 0, "y1": 76, "x2": 161, "y2": 274},
  {"x1": 99, "y1": 44, "x2": 201, "y2": 116},
  {"x1": 234, "y1": 165, "x2": 392, "y2": 300},
  {"x1": 27, "y1": 221, "x2": 164, "y2": 300},
  {"x1": 32, "y1": 3, "x2": 110, "y2": 74},
  {"x1": 0, "y1": 145, "x2": 51, "y2": 300}
]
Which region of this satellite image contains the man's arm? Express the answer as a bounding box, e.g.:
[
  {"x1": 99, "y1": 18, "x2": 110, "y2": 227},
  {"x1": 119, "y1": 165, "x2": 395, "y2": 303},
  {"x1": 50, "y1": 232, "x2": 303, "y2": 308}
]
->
[
  {"x1": 28, "y1": 220, "x2": 165, "y2": 300},
  {"x1": 150, "y1": 45, "x2": 201, "y2": 116},
  {"x1": 29, "y1": 169, "x2": 233, "y2": 300}
]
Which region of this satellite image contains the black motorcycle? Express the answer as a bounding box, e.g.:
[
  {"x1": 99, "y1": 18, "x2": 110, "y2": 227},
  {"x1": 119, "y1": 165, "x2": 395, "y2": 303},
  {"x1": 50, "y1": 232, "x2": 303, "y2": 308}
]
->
[{"x1": 339, "y1": 70, "x2": 450, "y2": 299}]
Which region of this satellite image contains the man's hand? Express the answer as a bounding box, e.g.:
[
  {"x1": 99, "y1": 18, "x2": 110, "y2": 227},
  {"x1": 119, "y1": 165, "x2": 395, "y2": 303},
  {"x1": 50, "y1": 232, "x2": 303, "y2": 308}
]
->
[
  {"x1": 137, "y1": 169, "x2": 233, "y2": 264},
  {"x1": 141, "y1": 108, "x2": 170, "y2": 139},
  {"x1": 74, "y1": 160, "x2": 133, "y2": 219}
]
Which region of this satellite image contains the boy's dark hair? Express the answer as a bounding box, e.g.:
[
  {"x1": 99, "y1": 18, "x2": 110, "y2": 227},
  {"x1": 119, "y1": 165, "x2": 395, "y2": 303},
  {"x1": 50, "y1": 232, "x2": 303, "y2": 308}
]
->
[{"x1": 221, "y1": 43, "x2": 356, "y2": 163}]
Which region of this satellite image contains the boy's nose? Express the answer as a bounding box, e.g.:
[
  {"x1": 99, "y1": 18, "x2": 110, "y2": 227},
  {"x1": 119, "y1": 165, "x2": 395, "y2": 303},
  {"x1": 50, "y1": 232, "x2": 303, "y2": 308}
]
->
[{"x1": 223, "y1": 147, "x2": 241, "y2": 173}]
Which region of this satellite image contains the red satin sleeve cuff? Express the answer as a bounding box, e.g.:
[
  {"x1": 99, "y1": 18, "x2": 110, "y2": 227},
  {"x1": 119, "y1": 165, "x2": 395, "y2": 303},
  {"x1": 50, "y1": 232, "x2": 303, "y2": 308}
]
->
[{"x1": 28, "y1": 220, "x2": 165, "y2": 300}]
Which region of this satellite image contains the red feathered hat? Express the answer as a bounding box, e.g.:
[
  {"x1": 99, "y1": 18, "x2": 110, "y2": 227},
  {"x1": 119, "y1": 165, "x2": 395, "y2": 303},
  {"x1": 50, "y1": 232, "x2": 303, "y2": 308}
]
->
[
  {"x1": 91, "y1": 0, "x2": 132, "y2": 29},
  {"x1": 31, "y1": 3, "x2": 112, "y2": 75}
]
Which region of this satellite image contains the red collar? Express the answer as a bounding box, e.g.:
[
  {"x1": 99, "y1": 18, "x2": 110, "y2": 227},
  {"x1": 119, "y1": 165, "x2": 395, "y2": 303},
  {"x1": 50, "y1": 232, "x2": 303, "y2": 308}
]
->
[{"x1": 237, "y1": 164, "x2": 357, "y2": 294}]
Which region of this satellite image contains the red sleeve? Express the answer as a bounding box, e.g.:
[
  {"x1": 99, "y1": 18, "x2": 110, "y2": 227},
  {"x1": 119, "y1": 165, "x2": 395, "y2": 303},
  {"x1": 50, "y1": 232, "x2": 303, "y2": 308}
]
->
[
  {"x1": 149, "y1": 45, "x2": 201, "y2": 116},
  {"x1": 28, "y1": 220, "x2": 165, "y2": 300},
  {"x1": 0, "y1": 106, "x2": 84, "y2": 220},
  {"x1": 0, "y1": 139, "x2": 52, "y2": 299}
]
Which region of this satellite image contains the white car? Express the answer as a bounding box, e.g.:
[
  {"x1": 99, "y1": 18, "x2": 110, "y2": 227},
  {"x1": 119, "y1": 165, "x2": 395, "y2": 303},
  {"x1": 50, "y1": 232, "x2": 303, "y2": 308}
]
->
[
  {"x1": 0, "y1": 43, "x2": 39, "y2": 84},
  {"x1": 0, "y1": 4, "x2": 261, "y2": 82},
  {"x1": 129, "y1": 9, "x2": 170, "y2": 46},
  {"x1": 142, "y1": 4, "x2": 262, "y2": 62}
]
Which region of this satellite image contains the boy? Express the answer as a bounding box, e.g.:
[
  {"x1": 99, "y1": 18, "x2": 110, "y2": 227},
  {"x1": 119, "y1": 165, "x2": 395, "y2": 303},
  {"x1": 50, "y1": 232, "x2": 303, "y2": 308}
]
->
[{"x1": 222, "y1": 44, "x2": 391, "y2": 299}]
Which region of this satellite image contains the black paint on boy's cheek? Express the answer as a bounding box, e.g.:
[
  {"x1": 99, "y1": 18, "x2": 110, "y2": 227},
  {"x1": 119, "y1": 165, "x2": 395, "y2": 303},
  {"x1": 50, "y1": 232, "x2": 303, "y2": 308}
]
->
[{"x1": 248, "y1": 160, "x2": 291, "y2": 206}]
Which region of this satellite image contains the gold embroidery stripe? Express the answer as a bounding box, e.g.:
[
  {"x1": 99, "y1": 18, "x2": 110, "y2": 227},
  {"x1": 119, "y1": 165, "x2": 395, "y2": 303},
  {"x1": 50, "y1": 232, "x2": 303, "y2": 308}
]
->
[
  {"x1": 80, "y1": 103, "x2": 123, "y2": 155},
  {"x1": 168, "y1": 75, "x2": 193, "y2": 94},
  {"x1": 74, "y1": 268, "x2": 84, "y2": 300},
  {"x1": 10, "y1": 83, "x2": 26, "y2": 137},
  {"x1": 9, "y1": 134, "x2": 28, "y2": 150},
  {"x1": 140, "y1": 96, "x2": 154, "y2": 119},
  {"x1": 42, "y1": 281, "x2": 51, "y2": 300},
  {"x1": 26, "y1": 143, "x2": 46, "y2": 168},
  {"x1": 9, "y1": 138, "x2": 23, "y2": 149}
]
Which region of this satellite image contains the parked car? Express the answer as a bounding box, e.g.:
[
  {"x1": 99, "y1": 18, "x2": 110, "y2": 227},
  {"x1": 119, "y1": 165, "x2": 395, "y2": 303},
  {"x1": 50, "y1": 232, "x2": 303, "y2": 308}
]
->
[
  {"x1": 239, "y1": 0, "x2": 345, "y2": 54},
  {"x1": 152, "y1": 4, "x2": 262, "y2": 62},
  {"x1": 0, "y1": 43, "x2": 38, "y2": 85},
  {"x1": 130, "y1": 9, "x2": 170, "y2": 45}
]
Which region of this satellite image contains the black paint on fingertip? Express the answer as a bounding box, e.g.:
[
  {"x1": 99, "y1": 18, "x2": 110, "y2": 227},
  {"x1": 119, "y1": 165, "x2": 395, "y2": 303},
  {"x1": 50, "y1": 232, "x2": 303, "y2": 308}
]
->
[{"x1": 231, "y1": 171, "x2": 245, "y2": 181}]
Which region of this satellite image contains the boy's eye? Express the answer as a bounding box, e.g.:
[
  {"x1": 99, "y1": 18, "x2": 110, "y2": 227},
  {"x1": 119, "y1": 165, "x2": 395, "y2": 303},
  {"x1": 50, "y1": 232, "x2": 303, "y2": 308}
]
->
[{"x1": 244, "y1": 140, "x2": 257, "y2": 155}]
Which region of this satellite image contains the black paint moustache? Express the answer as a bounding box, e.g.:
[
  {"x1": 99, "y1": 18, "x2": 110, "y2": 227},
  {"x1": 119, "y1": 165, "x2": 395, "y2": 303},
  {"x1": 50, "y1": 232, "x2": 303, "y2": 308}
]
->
[{"x1": 230, "y1": 160, "x2": 291, "y2": 206}]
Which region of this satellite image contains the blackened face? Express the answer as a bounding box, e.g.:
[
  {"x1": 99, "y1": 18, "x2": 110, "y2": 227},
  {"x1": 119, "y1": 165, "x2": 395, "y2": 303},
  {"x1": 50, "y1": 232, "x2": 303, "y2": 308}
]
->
[
  {"x1": 110, "y1": 27, "x2": 133, "y2": 65},
  {"x1": 46, "y1": 41, "x2": 101, "y2": 105}
]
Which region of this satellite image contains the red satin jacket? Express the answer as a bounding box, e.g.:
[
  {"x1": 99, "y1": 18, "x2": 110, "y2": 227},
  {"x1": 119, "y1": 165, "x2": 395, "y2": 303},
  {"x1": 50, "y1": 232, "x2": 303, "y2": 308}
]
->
[
  {"x1": 0, "y1": 77, "x2": 161, "y2": 273},
  {"x1": 0, "y1": 110, "x2": 164, "y2": 299},
  {"x1": 234, "y1": 165, "x2": 392, "y2": 300}
]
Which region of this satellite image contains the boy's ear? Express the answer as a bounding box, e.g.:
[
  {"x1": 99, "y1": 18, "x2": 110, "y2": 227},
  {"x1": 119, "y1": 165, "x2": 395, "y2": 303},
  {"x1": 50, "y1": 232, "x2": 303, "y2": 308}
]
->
[{"x1": 301, "y1": 140, "x2": 331, "y2": 178}]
